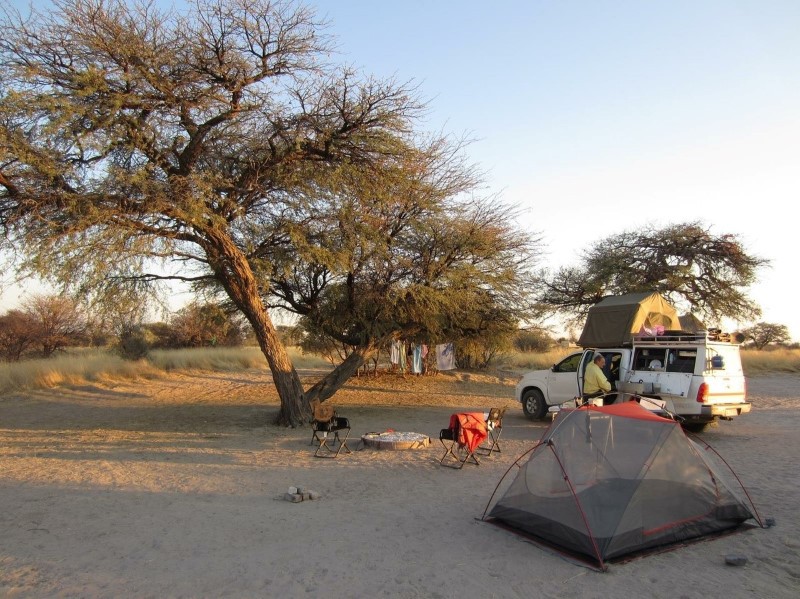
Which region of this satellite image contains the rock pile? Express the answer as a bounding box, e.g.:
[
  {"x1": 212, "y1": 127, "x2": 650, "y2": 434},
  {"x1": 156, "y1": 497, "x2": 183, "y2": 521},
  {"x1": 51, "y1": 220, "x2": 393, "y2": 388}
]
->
[{"x1": 284, "y1": 485, "x2": 321, "y2": 503}]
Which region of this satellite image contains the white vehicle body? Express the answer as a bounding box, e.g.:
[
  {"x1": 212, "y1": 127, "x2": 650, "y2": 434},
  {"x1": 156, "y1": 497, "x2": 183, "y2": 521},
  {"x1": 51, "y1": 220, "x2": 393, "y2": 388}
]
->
[{"x1": 516, "y1": 332, "x2": 750, "y2": 430}]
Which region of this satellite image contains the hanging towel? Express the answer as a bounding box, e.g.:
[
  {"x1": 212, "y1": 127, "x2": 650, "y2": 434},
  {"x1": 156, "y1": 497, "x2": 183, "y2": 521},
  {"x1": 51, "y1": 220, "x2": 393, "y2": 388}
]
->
[
  {"x1": 436, "y1": 343, "x2": 456, "y2": 371},
  {"x1": 412, "y1": 344, "x2": 423, "y2": 374}
]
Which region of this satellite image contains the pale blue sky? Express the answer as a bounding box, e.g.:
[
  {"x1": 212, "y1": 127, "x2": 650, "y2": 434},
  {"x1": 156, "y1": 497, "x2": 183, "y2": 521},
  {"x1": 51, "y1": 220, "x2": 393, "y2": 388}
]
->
[{"x1": 3, "y1": 1, "x2": 799, "y2": 339}]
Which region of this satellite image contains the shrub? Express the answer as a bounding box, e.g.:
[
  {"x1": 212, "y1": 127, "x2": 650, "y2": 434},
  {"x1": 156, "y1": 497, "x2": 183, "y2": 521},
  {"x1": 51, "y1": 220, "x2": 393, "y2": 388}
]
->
[{"x1": 117, "y1": 326, "x2": 150, "y2": 360}]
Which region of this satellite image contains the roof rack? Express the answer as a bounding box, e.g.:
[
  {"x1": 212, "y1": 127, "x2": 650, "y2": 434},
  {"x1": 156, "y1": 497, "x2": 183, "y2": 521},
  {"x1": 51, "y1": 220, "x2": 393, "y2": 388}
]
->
[{"x1": 634, "y1": 332, "x2": 707, "y2": 343}]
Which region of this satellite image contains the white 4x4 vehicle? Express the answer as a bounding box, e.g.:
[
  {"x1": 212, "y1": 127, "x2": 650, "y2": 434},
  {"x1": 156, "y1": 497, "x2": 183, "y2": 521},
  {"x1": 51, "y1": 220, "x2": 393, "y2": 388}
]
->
[{"x1": 516, "y1": 332, "x2": 750, "y2": 431}]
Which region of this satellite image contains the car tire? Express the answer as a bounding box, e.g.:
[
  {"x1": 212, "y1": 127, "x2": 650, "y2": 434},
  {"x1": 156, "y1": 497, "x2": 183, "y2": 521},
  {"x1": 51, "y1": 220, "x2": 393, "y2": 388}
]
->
[
  {"x1": 682, "y1": 421, "x2": 714, "y2": 433},
  {"x1": 522, "y1": 389, "x2": 547, "y2": 421}
]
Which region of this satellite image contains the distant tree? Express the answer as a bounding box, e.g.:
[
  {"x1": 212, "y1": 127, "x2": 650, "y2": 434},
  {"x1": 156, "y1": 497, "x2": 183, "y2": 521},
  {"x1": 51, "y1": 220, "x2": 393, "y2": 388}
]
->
[
  {"x1": 536, "y1": 222, "x2": 767, "y2": 325},
  {"x1": 0, "y1": 309, "x2": 38, "y2": 361},
  {"x1": 741, "y1": 322, "x2": 791, "y2": 350},
  {"x1": 23, "y1": 294, "x2": 88, "y2": 357},
  {"x1": 514, "y1": 328, "x2": 556, "y2": 353},
  {"x1": 167, "y1": 302, "x2": 245, "y2": 348},
  {"x1": 0, "y1": 0, "x2": 470, "y2": 425}
]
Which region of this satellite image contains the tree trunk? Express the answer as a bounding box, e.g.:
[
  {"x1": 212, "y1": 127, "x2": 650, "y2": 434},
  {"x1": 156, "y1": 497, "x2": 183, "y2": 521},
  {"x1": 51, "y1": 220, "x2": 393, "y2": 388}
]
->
[
  {"x1": 204, "y1": 231, "x2": 310, "y2": 427},
  {"x1": 247, "y1": 305, "x2": 308, "y2": 426},
  {"x1": 305, "y1": 345, "x2": 374, "y2": 404}
]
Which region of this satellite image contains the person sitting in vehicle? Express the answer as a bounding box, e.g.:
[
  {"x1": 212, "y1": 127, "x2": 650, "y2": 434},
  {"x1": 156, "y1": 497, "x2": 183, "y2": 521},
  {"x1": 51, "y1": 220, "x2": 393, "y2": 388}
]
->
[{"x1": 583, "y1": 353, "x2": 612, "y2": 403}]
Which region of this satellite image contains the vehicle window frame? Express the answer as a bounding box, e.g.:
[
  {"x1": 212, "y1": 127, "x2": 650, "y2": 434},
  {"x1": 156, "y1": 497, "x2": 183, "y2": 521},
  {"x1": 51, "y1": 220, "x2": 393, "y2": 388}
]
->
[{"x1": 554, "y1": 353, "x2": 582, "y2": 373}]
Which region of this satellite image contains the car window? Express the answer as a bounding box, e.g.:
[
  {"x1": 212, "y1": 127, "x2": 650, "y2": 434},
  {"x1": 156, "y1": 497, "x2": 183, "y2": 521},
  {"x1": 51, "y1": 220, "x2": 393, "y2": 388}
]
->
[
  {"x1": 554, "y1": 353, "x2": 582, "y2": 373},
  {"x1": 634, "y1": 348, "x2": 667, "y2": 370},
  {"x1": 604, "y1": 353, "x2": 622, "y2": 381},
  {"x1": 666, "y1": 348, "x2": 697, "y2": 373}
]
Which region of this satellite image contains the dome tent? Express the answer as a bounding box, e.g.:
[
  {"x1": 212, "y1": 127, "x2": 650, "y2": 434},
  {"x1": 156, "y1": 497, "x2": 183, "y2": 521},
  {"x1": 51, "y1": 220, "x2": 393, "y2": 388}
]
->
[{"x1": 482, "y1": 402, "x2": 760, "y2": 569}]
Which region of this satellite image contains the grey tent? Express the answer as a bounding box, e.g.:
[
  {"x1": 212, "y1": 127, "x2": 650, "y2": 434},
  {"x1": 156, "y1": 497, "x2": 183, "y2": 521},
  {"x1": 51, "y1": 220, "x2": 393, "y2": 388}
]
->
[
  {"x1": 483, "y1": 402, "x2": 758, "y2": 569},
  {"x1": 679, "y1": 312, "x2": 707, "y2": 332},
  {"x1": 578, "y1": 292, "x2": 681, "y2": 348}
]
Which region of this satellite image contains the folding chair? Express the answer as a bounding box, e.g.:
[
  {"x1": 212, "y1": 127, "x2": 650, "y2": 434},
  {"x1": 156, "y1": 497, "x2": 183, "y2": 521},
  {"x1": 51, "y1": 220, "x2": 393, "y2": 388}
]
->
[
  {"x1": 439, "y1": 413, "x2": 484, "y2": 469},
  {"x1": 478, "y1": 407, "x2": 506, "y2": 456},
  {"x1": 309, "y1": 399, "x2": 352, "y2": 458}
]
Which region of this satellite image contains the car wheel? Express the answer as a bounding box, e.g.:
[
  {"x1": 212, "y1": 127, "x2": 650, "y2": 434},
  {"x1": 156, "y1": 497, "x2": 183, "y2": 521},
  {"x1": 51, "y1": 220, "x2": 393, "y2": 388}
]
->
[
  {"x1": 682, "y1": 421, "x2": 715, "y2": 433},
  {"x1": 522, "y1": 389, "x2": 547, "y2": 421}
]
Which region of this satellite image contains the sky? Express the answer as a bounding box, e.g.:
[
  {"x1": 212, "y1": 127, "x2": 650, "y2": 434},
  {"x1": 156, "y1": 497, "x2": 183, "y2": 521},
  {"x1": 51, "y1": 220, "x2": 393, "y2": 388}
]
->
[{"x1": 2, "y1": 0, "x2": 799, "y2": 340}]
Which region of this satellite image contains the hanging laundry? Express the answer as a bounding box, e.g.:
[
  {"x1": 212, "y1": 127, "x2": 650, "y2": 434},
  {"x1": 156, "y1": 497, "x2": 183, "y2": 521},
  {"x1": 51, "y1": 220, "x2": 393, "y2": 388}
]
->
[
  {"x1": 390, "y1": 340, "x2": 401, "y2": 365},
  {"x1": 398, "y1": 341, "x2": 407, "y2": 373},
  {"x1": 412, "y1": 344, "x2": 424, "y2": 374},
  {"x1": 436, "y1": 343, "x2": 456, "y2": 371}
]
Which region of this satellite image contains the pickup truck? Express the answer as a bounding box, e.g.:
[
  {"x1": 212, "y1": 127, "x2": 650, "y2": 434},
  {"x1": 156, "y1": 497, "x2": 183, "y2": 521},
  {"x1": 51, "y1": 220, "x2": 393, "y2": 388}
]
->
[{"x1": 515, "y1": 332, "x2": 751, "y2": 431}]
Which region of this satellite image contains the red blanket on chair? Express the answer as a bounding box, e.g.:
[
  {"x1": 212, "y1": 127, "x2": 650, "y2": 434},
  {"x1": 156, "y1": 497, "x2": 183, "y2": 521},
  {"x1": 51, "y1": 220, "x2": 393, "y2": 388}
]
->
[{"x1": 450, "y1": 412, "x2": 488, "y2": 452}]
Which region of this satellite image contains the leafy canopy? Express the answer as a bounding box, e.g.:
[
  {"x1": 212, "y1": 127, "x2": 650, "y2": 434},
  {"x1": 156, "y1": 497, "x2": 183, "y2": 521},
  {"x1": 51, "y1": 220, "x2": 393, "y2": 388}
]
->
[{"x1": 536, "y1": 221, "x2": 767, "y2": 326}]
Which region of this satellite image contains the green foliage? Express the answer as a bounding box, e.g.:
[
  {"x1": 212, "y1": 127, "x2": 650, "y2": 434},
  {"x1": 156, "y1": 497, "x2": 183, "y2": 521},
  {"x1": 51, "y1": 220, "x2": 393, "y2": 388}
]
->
[
  {"x1": 0, "y1": 0, "x2": 458, "y2": 420},
  {"x1": 513, "y1": 329, "x2": 557, "y2": 353},
  {"x1": 150, "y1": 302, "x2": 245, "y2": 348},
  {"x1": 274, "y1": 186, "x2": 540, "y2": 373},
  {"x1": 0, "y1": 0, "x2": 536, "y2": 416},
  {"x1": 740, "y1": 322, "x2": 791, "y2": 350},
  {"x1": 537, "y1": 221, "x2": 767, "y2": 326},
  {"x1": 116, "y1": 326, "x2": 150, "y2": 361}
]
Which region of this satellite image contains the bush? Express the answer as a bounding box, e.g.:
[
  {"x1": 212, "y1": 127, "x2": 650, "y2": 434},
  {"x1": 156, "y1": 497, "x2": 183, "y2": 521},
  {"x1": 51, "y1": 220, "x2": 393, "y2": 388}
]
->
[
  {"x1": 149, "y1": 302, "x2": 246, "y2": 349},
  {"x1": 513, "y1": 329, "x2": 556, "y2": 353},
  {"x1": 117, "y1": 326, "x2": 150, "y2": 360}
]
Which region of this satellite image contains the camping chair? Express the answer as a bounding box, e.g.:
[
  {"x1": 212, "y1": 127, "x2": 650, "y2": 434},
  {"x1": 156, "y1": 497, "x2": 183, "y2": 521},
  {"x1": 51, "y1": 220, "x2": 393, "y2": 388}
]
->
[
  {"x1": 439, "y1": 412, "x2": 485, "y2": 469},
  {"x1": 478, "y1": 407, "x2": 506, "y2": 456},
  {"x1": 309, "y1": 399, "x2": 352, "y2": 458}
]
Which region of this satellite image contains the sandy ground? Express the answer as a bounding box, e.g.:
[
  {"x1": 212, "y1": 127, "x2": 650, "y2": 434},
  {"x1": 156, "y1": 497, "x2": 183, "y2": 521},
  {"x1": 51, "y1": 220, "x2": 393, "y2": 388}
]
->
[{"x1": 0, "y1": 369, "x2": 798, "y2": 598}]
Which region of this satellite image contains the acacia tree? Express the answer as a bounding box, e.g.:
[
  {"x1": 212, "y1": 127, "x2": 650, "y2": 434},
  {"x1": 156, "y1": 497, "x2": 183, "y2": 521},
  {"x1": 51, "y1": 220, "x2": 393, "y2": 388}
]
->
[
  {"x1": 741, "y1": 322, "x2": 791, "y2": 350},
  {"x1": 0, "y1": 0, "x2": 446, "y2": 425},
  {"x1": 263, "y1": 144, "x2": 539, "y2": 400},
  {"x1": 536, "y1": 222, "x2": 767, "y2": 325}
]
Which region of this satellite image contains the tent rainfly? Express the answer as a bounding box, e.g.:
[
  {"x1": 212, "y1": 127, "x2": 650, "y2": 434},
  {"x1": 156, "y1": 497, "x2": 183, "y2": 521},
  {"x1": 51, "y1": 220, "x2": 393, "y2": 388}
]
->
[
  {"x1": 483, "y1": 402, "x2": 760, "y2": 569},
  {"x1": 578, "y1": 292, "x2": 682, "y2": 348}
]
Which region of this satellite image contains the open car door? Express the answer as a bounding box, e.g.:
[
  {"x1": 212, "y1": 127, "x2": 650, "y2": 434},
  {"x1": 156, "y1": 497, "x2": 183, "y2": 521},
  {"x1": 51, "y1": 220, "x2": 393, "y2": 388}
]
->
[{"x1": 577, "y1": 348, "x2": 596, "y2": 400}]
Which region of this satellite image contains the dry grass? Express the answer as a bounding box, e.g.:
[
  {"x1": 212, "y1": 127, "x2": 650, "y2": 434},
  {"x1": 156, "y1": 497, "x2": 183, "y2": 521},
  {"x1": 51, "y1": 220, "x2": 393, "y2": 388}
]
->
[
  {"x1": 0, "y1": 352, "x2": 160, "y2": 393},
  {"x1": 2, "y1": 345, "x2": 798, "y2": 396},
  {"x1": 496, "y1": 347, "x2": 576, "y2": 372},
  {"x1": 0, "y1": 346, "x2": 330, "y2": 395},
  {"x1": 740, "y1": 348, "x2": 800, "y2": 374}
]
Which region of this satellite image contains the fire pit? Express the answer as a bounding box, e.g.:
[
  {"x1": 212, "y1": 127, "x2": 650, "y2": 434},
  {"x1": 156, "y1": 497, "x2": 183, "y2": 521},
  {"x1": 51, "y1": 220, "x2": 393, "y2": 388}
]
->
[{"x1": 361, "y1": 431, "x2": 431, "y2": 450}]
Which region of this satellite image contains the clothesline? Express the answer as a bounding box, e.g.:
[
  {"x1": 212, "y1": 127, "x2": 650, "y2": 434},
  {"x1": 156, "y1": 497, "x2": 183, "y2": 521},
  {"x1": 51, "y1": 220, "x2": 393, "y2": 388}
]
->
[{"x1": 389, "y1": 341, "x2": 456, "y2": 372}]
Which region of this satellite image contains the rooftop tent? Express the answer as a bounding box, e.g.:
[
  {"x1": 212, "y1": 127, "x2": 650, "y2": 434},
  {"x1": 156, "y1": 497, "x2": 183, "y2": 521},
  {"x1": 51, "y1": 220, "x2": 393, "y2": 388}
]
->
[
  {"x1": 577, "y1": 292, "x2": 681, "y2": 348},
  {"x1": 483, "y1": 401, "x2": 758, "y2": 569}
]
